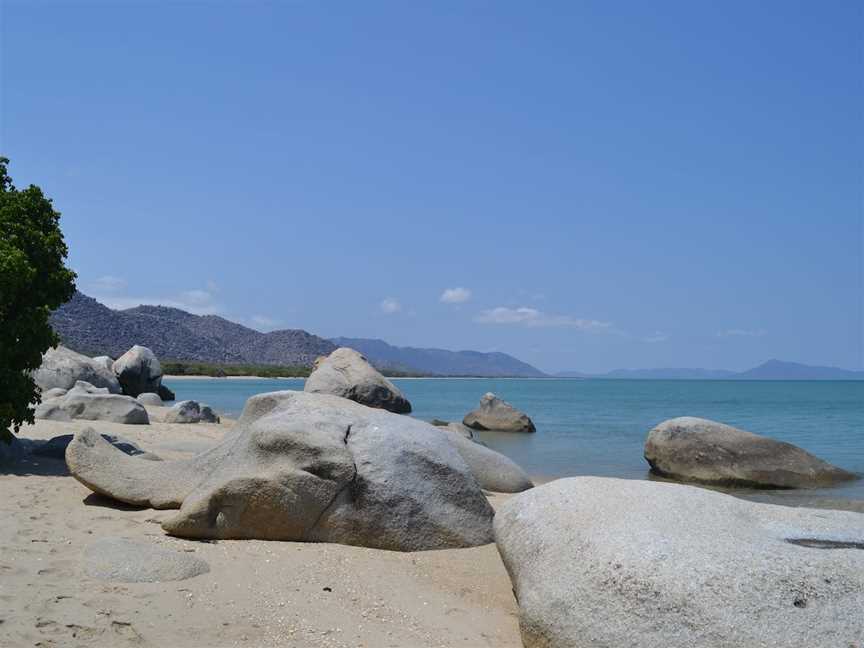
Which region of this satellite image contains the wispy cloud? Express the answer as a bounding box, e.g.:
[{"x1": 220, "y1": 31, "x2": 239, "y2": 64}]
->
[
  {"x1": 717, "y1": 328, "x2": 767, "y2": 338},
  {"x1": 89, "y1": 275, "x2": 127, "y2": 293},
  {"x1": 440, "y1": 287, "x2": 472, "y2": 304},
  {"x1": 380, "y1": 297, "x2": 402, "y2": 314},
  {"x1": 642, "y1": 331, "x2": 669, "y2": 343},
  {"x1": 250, "y1": 314, "x2": 282, "y2": 331},
  {"x1": 87, "y1": 277, "x2": 224, "y2": 315},
  {"x1": 475, "y1": 306, "x2": 612, "y2": 330}
]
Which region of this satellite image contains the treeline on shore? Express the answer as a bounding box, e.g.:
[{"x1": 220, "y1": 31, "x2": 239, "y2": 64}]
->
[{"x1": 160, "y1": 360, "x2": 430, "y2": 379}]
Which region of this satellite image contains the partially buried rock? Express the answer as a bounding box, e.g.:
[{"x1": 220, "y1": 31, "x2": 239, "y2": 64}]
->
[
  {"x1": 36, "y1": 381, "x2": 149, "y2": 425},
  {"x1": 137, "y1": 392, "x2": 163, "y2": 407},
  {"x1": 112, "y1": 345, "x2": 163, "y2": 397},
  {"x1": 34, "y1": 433, "x2": 160, "y2": 461},
  {"x1": 84, "y1": 537, "x2": 209, "y2": 582},
  {"x1": 645, "y1": 416, "x2": 857, "y2": 488},
  {"x1": 463, "y1": 392, "x2": 536, "y2": 433},
  {"x1": 32, "y1": 345, "x2": 122, "y2": 394},
  {"x1": 494, "y1": 477, "x2": 864, "y2": 648},
  {"x1": 66, "y1": 391, "x2": 494, "y2": 551},
  {"x1": 304, "y1": 347, "x2": 412, "y2": 414},
  {"x1": 164, "y1": 400, "x2": 201, "y2": 424},
  {"x1": 198, "y1": 404, "x2": 220, "y2": 423}
]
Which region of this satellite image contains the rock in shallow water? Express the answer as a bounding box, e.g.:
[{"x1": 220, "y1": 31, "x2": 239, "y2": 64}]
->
[
  {"x1": 66, "y1": 391, "x2": 494, "y2": 551},
  {"x1": 645, "y1": 416, "x2": 857, "y2": 488},
  {"x1": 83, "y1": 537, "x2": 209, "y2": 582},
  {"x1": 463, "y1": 392, "x2": 535, "y2": 433},
  {"x1": 304, "y1": 347, "x2": 412, "y2": 414},
  {"x1": 494, "y1": 477, "x2": 864, "y2": 648}
]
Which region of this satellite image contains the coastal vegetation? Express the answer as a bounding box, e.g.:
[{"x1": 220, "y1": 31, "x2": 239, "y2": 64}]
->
[
  {"x1": 161, "y1": 360, "x2": 311, "y2": 378},
  {"x1": 0, "y1": 157, "x2": 76, "y2": 438},
  {"x1": 161, "y1": 359, "x2": 429, "y2": 379}
]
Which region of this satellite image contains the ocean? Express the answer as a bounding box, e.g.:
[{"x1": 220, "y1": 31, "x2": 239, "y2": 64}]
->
[{"x1": 162, "y1": 377, "x2": 864, "y2": 502}]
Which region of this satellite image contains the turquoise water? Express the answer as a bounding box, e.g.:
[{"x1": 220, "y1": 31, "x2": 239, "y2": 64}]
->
[{"x1": 162, "y1": 378, "x2": 864, "y2": 501}]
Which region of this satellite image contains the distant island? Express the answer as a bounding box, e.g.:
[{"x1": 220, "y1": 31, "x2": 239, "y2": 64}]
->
[{"x1": 556, "y1": 359, "x2": 864, "y2": 381}]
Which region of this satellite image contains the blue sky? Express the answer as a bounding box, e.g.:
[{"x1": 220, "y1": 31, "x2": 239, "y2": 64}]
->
[{"x1": 2, "y1": 1, "x2": 861, "y2": 373}]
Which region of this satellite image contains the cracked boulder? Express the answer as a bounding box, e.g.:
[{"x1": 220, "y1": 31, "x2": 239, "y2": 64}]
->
[
  {"x1": 645, "y1": 417, "x2": 857, "y2": 488},
  {"x1": 495, "y1": 477, "x2": 864, "y2": 648},
  {"x1": 66, "y1": 391, "x2": 494, "y2": 551},
  {"x1": 304, "y1": 347, "x2": 412, "y2": 414}
]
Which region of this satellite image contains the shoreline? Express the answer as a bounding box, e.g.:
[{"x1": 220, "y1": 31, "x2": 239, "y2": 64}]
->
[{"x1": 163, "y1": 374, "x2": 304, "y2": 380}]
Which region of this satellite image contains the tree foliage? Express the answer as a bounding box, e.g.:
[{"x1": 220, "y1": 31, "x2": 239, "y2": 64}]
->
[{"x1": 0, "y1": 157, "x2": 76, "y2": 441}]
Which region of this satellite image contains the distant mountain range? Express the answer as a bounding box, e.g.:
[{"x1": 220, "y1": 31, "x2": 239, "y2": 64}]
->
[
  {"x1": 51, "y1": 293, "x2": 862, "y2": 380},
  {"x1": 51, "y1": 292, "x2": 337, "y2": 366},
  {"x1": 556, "y1": 360, "x2": 863, "y2": 381},
  {"x1": 330, "y1": 337, "x2": 546, "y2": 377},
  {"x1": 50, "y1": 292, "x2": 545, "y2": 377}
]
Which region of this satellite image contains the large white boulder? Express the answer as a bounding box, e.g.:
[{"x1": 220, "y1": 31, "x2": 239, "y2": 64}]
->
[
  {"x1": 304, "y1": 347, "x2": 411, "y2": 413},
  {"x1": 494, "y1": 477, "x2": 864, "y2": 648}
]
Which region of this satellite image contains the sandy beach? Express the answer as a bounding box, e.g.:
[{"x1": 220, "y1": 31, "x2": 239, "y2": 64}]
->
[{"x1": 1, "y1": 412, "x2": 521, "y2": 648}]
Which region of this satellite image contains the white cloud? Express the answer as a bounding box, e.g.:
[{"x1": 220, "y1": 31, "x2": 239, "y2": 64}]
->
[
  {"x1": 380, "y1": 297, "x2": 402, "y2": 314},
  {"x1": 250, "y1": 314, "x2": 282, "y2": 331},
  {"x1": 440, "y1": 287, "x2": 472, "y2": 304},
  {"x1": 717, "y1": 328, "x2": 767, "y2": 338},
  {"x1": 97, "y1": 289, "x2": 223, "y2": 315},
  {"x1": 643, "y1": 331, "x2": 669, "y2": 343},
  {"x1": 89, "y1": 275, "x2": 127, "y2": 293},
  {"x1": 475, "y1": 306, "x2": 612, "y2": 330}
]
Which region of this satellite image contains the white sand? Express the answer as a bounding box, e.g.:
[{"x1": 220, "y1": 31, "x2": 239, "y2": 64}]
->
[{"x1": 1, "y1": 414, "x2": 521, "y2": 647}]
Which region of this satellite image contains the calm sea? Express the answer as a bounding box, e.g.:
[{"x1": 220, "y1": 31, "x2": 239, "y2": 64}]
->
[{"x1": 162, "y1": 378, "x2": 864, "y2": 502}]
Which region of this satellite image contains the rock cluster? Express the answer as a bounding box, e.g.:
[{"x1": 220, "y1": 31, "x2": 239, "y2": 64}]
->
[
  {"x1": 304, "y1": 347, "x2": 412, "y2": 414},
  {"x1": 35, "y1": 381, "x2": 149, "y2": 425},
  {"x1": 33, "y1": 344, "x2": 172, "y2": 424},
  {"x1": 32, "y1": 346, "x2": 122, "y2": 394}
]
